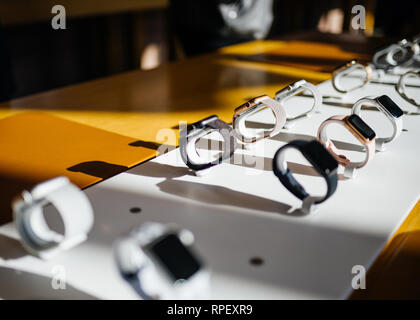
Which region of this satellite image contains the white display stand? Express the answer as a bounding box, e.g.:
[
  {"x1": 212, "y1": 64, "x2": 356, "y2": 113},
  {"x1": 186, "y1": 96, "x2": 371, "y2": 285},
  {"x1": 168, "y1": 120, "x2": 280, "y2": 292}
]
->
[
  {"x1": 1, "y1": 75, "x2": 420, "y2": 300},
  {"x1": 324, "y1": 67, "x2": 420, "y2": 114}
]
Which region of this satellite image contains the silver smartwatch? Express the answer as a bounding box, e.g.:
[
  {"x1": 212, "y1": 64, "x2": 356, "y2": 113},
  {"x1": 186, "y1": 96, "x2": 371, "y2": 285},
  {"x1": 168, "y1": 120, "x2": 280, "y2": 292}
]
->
[
  {"x1": 12, "y1": 176, "x2": 94, "y2": 259},
  {"x1": 114, "y1": 222, "x2": 210, "y2": 300},
  {"x1": 373, "y1": 39, "x2": 420, "y2": 70},
  {"x1": 179, "y1": 115, "x2": 236, "y2": 171},
  {"x1": 274, "y1": 79, "x2": 321, "y2": 127},
  {"x1": 385, "y1": 39, "x2": 419, "y2": 67},
  {"x1": 351, "y1": 95, "x2": 403, "y2": 151}
]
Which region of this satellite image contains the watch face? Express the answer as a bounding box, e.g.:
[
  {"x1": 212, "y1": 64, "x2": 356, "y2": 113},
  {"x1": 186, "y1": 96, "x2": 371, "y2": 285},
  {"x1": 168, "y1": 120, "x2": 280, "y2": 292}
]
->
[
  {"x1": 347, "y1": 114, "x2": 376, "y2": 140},
  {"x1": 149, "y1": 234, "x2": 201, "y2": 282},
  {"x1": 301, "y1": 140, "x2": 338, "y2": 175},
  {"x1": 377, "y1": 95, "x2": 403, "y2": 118}
]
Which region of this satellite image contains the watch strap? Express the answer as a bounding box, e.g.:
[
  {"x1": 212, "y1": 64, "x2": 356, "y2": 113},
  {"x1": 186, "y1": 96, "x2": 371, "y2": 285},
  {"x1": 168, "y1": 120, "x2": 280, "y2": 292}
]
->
[
  {"x1": 180, "y1": 116, "x2": 236, "y2": 171},
  {"x1": 275, "y1": 80, "x2": 322, "y2": 123},
  {"x1": 13, "y1": 177, "x2": 94, "y2": 258},
  {"x1": 352, "y1": 96, "x2": 403, "y2": 148},
  {"x1": 273, "y1": 140, "x2": 338, "y2": 204},
  {"x1": 317, "y1": 115, "x2": 374, "y2": 169}
]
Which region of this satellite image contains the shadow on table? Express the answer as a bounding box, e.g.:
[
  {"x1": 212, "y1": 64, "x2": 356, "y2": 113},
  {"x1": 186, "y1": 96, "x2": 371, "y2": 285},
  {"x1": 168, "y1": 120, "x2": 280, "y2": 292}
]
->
[
  {"x1": 0, "y1": 234, "x2": 27, "y2": 260},
  {"x1": 198, "y1": 130, "x2": 364, "y2": 178},
  {"x1": 0, "y1": 174, "x2": 41, "y2": 226},
  {"x1": 269, "y1": 128, "x2": 365, "y2": 152},
  {"x1": 195, "y1": 137, "x2": 319, "y2": 175},
  {"x1": 129, "y1": 161, "x2": 313, "y2": 217},
  {"x1": 67, "y1": 161, "x2": 129, "y2": 180},
  {"x1": 66, "y1": 139, "x2": 175, "y2": 182},
  {"x1": 129, "y1": 140, "x2": 176, "y2": 155},
  {"x1": 82, "y1": 152, "x2": 389, "y2": 299}
]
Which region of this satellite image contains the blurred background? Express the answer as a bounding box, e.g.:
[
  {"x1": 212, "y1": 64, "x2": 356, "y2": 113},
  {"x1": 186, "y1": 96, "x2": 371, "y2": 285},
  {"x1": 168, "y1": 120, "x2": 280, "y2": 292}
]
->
[{"x1": 0, "y1": 0, "x2": 419, "y2": 102}]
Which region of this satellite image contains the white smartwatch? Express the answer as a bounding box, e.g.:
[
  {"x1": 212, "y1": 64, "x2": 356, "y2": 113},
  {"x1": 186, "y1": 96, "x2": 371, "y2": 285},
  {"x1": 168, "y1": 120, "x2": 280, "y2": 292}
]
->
[
  {"x1": 12, "y1": 176, "x2": 94, "y2": 259},
  {"x1": 351, "y1": 95, "x2": 403, "y2": 151},
  {"x1": 233, "y1": 94, "x2": 287, "y2": 143},
  {"x1": 114, "y1": 222, "x2": 210, "y2": 300},
  {"x1": 274, "y1": 79, "x2": 322, "y2": 128}
]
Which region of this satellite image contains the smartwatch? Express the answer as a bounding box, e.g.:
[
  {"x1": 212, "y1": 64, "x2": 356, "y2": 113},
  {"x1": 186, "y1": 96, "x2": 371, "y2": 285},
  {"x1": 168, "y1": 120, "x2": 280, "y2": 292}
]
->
[
  {"x1": 397, "y1": 70, "x2": 420, "y2": 107},
  {"x1": 179, "y1": 115, "x2": 236, "y2": 171},
  {"x1": 373, "y1": 39, "x2": 419, "y2": 70},
  {"x1": 272, "y1": 140, "x2": 338, "y2": 204},
  {"x1": 274, "y1": 79, "x2": 322, "y2": 126},
  {"x1": 113, "y1": 222, "x2": 210, "y2": 300},
  {"x1": 317, "y1": 114, "x2": 376, "y2": 171},
  {"x1": 412, "y1": 33, "x2": 420, "y2": 62},
  {"x1": 385, "y1": 39, "x2": 419, "y2": 67},
  {"x1": 352, "y1": 95, "x2": 403, "y2": 151},
  {"x1": 12, "y1": 176, "x2": 94, "y2": 259},
  {"x1": 232, "y1": 94, "x2": 287, "y2": 143},
  {"x1": 332, "y1": 60, "x2": 372, "y2": 93}
]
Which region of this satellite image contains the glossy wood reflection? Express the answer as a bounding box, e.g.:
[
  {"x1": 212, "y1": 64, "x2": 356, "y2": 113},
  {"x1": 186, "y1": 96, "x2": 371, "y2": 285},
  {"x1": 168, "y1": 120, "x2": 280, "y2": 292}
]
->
[{"x1": 0, "y1": 40, "x2": 368, "y2": 142}]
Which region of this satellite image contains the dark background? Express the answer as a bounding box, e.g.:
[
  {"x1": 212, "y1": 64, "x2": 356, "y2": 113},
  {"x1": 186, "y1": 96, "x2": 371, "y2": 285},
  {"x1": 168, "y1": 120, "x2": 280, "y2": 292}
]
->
[{"x1": 0, "y1": 0, "x2": 419, "y2": 102}]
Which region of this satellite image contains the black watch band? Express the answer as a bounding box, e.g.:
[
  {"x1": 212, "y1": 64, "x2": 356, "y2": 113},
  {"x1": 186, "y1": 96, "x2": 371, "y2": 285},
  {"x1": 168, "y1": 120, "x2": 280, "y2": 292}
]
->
[
  {"x1": 121, "y1": 272, "x2": 154, "y2": 300},
  {"x1": 180, "y1": 115, "x2": 236, "y2": 171},
  {"x1": 272, "y1": 140, "x2": 338, "y2": 204}
]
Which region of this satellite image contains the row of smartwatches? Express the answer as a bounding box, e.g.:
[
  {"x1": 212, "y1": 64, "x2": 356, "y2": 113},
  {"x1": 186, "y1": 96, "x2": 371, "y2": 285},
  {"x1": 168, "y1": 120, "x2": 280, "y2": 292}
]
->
[
  {"x1": 349, "y1": 33, "x2": 420, "y2": 107},
  {"x1": 372, "y1": 33, "x2": 420, "y2": 73},
  {"x1": 11, "y1": 85, "x2": 404, "y2": 299},
  {"x1": 179, "y1": 79, "x2": 405, "y2": 212},
  {"x1": 333, "y1": 59, "x2": 420, "y2": 107},
  {"x1": 179, "y1": 34, "x2": 420, "y2": 210},
  {"x1": 8, "y1": 36, "x2": 420, "y2": 299}
]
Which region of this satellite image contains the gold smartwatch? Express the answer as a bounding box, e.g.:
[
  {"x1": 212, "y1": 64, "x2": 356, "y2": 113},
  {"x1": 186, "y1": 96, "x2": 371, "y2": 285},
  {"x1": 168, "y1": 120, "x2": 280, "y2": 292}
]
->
[{"x1": 317, "y1": 114, "x2": 376, "y2": 171}]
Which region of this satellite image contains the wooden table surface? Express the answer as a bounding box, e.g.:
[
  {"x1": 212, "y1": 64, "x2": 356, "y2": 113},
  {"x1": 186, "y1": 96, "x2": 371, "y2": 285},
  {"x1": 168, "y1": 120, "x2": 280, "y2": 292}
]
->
[
  {"x1": 0, "y1": 40, "x2": 367, "y2": 140},
  {"x1": 0, "y1": 39, "x2": 418, "y2": 299}
]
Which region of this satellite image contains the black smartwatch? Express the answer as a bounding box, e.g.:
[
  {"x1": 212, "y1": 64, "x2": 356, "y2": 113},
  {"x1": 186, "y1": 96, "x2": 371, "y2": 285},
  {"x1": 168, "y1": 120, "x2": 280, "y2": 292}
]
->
[
  {"x1": 180, "y1": 115, "x2": 236, "y2": 171},
  {"x1": 272, "y1": 140, "x2": 338, "y2": 204}
]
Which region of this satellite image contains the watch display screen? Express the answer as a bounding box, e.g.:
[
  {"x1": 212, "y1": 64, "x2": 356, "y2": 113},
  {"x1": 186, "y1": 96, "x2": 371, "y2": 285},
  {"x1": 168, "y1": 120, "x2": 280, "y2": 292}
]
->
[
  {"x1": 377, "y1": 95, "x2": 403, "y2": 118},
  {"x1": 302, "y1": 140, "x2": 338, "y2": 174},
  {"x1": 149, "y1": 234, "x2": 201, "y2": 282},
  {"x1": 347, "y1": 114, "x2": 376, "y2": 140}
]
